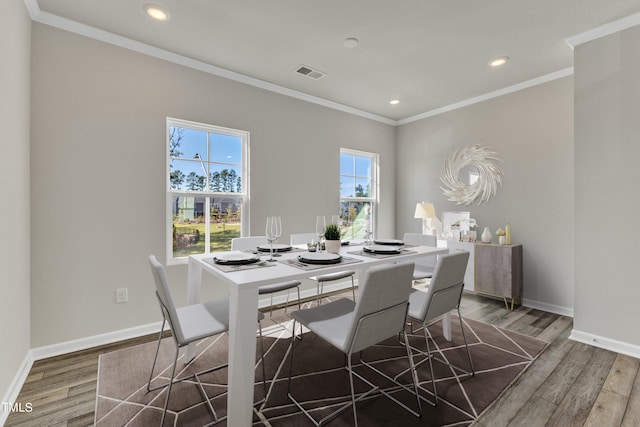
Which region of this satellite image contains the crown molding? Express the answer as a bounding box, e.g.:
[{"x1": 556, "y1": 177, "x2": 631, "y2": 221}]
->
[
  {"x1": 566, "y1": 11, "x2": 640, "y2": 47},
  {"x1": 28, "y1": 7, "x2": 396, "y2": 126},
  {"x1": 397, "y1": 67, "x2": 574, "y2": 126},
  {"x1": 24, "y1": 1, "x2": 590, "y2": 127}
]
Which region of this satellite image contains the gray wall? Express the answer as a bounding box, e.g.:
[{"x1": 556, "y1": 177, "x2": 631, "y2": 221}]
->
[
  {"x1": 396, "y1": 77, "x2": 575, "y2": 312},
  {"x1": 574, "y1": 26, "x2": 640, "y2": 346},
  {"x1": 30, "y1": 23, "x2": 396, "y2": 347},
  {"x1": 0, "y1": 0, "x2": 32, "y2": 402}
]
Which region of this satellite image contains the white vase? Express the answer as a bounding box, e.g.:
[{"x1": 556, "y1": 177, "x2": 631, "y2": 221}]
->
[
  {"x1": 325, "y1": 239, "x2": 341, "y2": 254},
  {"x1": 481, "y1": 227, "x2": 492, "y2": 243}
]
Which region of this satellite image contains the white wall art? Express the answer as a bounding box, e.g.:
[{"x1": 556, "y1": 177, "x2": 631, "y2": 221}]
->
[{"x1": 440, "y1": 144, "x2": 503, "y2": 205}]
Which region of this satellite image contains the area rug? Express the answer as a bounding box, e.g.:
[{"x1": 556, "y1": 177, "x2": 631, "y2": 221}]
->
[{"x1": 95, "y1": 313, "x2": 548, "y2": 426}]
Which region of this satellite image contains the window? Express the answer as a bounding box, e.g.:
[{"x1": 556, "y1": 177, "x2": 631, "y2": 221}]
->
[
  {"x1": 167, "y1": 118, "x2": 248, "y2": 263},
  {"x1": 339, "y1": 149, "x2": 378, "y2": 241}
]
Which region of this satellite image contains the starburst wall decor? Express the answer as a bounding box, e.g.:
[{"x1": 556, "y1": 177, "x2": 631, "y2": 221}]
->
[{"x1": 440, "y1": 144, "x2": 503, "y2": 205}]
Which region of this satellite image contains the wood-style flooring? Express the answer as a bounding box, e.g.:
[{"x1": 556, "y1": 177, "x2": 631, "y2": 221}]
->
[{"x1": 5, "y1": 293, "x2": 640, "y2": 426}]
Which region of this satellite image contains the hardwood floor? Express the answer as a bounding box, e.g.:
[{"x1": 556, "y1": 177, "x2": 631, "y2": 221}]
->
[{"x1": 5, "y1": 293, "x2": 640, "y2": 426}]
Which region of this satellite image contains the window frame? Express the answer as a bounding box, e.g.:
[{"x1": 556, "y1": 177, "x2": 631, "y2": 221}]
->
[
  {"x1": 339, "y1": 148, "x2": 379, "y2": 241},
  {"x1": 166, "y1": 117, "x2": 250, "y2": 265}
]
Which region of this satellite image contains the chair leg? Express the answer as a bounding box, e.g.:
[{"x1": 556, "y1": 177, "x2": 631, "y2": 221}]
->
[
  {"x1": 457, "y1": 308, "x2": 475, "y2": 376},
  {"x1": 401, "y1": 329, "x2": 423, "y2": 416},
  {"x1": 147, "y1": 318, "x2": 166, "y2": 392},
  {"x1": 316, "y1": 280, "x2": 322, "y2": 306},
  {"x1": 269, "y1": 294, "x2": 274, "y2": 317},
  {"x1": 286, "y1": 320, "x2": 297, "y2": 395},
  {"x1": 350, "y1": 275, "x2": 356, "y2": 301},
  {"x1": 284, "y1": 289, "x2": 291, "y2": 313},
  {"x1": 161, "y1": 345, "x2": 180, "y2": 426},
  {"x1": 257, "y1": 321, "x2": 268, "y2": 403},
  {"x1": 423, "y1": 324, "x2": 438, "y2": 405},
  {"x1": 346, "y1": 354, "x2": 359, "y2": 427},
  {"x1": 295, "y1": 287, "x2": 303, "y2": 340}
]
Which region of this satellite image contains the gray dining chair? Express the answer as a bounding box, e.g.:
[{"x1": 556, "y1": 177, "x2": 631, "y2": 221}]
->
[
  {"x1": 397, "y1": 251, "x2": 475, "y2": 406},
  {"x1": 147, "y1": 255, "x2": 267, "y2": 426},
  {"x1": 402, "y1": 232, "x2": 438, "y2": 280},
  {"x1": 287, "y1": 262, "x2": 422, "y2": 426},
  {"x1": 290, "y1": 232, "x2": 356, "y2": 304}
]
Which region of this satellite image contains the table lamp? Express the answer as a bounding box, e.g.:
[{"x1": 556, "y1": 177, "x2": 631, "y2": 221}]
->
[{"x1": 414, "y1": 202, "x2": 442, "y2": 236}]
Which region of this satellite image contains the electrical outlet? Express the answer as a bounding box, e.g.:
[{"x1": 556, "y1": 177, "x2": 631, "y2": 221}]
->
[{"x1": 115, "y1": 288, "x2": 128, "y2": 304}]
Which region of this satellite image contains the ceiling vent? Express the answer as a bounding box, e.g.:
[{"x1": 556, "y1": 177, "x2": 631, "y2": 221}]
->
[{"x1": 295, "y1": 65, "x2": 326, "y2": 80}]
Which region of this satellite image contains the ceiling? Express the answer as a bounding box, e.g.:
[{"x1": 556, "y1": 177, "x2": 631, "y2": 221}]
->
[{"x1": 32, "y1": 0, "x2": 640, "y2": 123}]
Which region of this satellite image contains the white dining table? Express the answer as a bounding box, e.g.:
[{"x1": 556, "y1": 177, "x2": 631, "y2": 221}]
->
[{"x1": 186, "y1": 243, "x2": 448, "y2": 426}]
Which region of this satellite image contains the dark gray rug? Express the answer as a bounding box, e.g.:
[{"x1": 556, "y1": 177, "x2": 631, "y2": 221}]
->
[{"x1": 95, "y1": 308, "x2": 547, "y2": 426}]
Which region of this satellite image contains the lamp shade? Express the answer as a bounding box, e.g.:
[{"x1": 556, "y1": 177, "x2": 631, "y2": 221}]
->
[{"x1": 414, "y1": 202, "x2": 436, "y2": 219}]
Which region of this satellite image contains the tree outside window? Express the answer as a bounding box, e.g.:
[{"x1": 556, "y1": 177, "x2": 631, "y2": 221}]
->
[
  {"x1": 339, "y1": 149, "x2": 378, "y2": 241},
  {"x1": 167, "y1": 118, "x2": 248, "y2": 262}
]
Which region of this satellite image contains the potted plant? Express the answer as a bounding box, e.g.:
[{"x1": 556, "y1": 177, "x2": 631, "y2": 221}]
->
[{"x1": 324, "y1": 223, "x2": 341, "y2": 254}]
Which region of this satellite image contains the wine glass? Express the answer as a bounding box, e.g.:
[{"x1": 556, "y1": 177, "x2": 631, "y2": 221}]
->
[
  {"x1": 265, "y1": 217, "x2": 277, "y2": 261},
  {"x1": 272, "y1": 216, "x2": 283, "y2": 257},
  {"x1": 315, "y1": 216, "x2": 326, "y2": 252}
]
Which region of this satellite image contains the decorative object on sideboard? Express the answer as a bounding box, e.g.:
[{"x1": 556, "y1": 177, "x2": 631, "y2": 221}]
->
[
  {"x1": 481, "y1": 226, "x2": 492, "y2": 243},
  {"x1": 440, "y1": 144, "x2": 504, "y2": 205},
  {"x1": 496, "y1": 227, "x2": 506, "y2": 245},
  {"x1": 414, "y1": 202, "x2": 442, "y2": 236},
  {"x1": 505, "y1": 222, "x2": 512, "y2": 245}
]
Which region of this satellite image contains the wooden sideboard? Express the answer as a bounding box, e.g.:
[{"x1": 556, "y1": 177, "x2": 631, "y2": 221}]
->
[
  {"x1": 443, "y1": 240, "x2": 523, "y2": 310},
  {"x1": 474, "y1": 243, "x2": 523, "y2": 310}
]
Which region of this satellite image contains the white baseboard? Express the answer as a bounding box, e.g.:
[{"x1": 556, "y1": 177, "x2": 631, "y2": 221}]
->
[
  {"x1": 1, "y1": 350, "x2": 34, "y2": 426},
  {"x1": 521, "y1": 298, "x2": 574, "y2": 317},
  {"x1": 30, "y1": 321, "x2": 166, "y2": 361},
  {"x1": 570, "y1": 329, "x2": 640, "y2": 359}
]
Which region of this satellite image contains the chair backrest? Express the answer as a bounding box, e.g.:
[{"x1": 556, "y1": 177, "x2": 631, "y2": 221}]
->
[
  {"x1": 231, "y1": 236, "x2": 267, "y2": 251},
  {"x1": 148, "y1": 255, "x2": 187, "y2": 344},
  {"x1": 345, "y1": 262, "x2": 414, "y2": 354},
  {"x1": 412, "y1": 251, "x2": 469, "y2": 322},
  {"x1": 402, "y1": 232, "x2": 437, "y2": 270},
  {"x1": 290, "y1": 232, "x2": 318, "y2": 245}
]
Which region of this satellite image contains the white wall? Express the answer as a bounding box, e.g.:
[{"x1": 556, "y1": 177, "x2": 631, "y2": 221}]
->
[
  {"x1": 29, "y1": 23, "x2": 396, "y2": 347},
  {"x1": 396, "y1": 77, "x2": 575, "y2": 313},
  {"x1": 0, "y1": 0, "x2": 32, "y2": 406},
  {"x1": 574, "y1": 25, "x2": 640, "y2": 350}
]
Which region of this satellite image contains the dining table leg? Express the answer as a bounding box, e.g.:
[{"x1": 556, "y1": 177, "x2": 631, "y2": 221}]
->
[
  {"x1": 227, "y1": 284, "x2": 260, "y2": 427},
  {"x1": 442, "y1": 312, "x2": 452, "y2": 340},
  {"x1": 186, "y1": 257, "x2": 203, "y2": 361}
]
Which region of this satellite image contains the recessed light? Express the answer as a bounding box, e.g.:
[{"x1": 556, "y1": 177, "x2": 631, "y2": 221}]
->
[
  {"x1": 490, "y1": 56, "x2": 509, "y2": 67},
  {"x1": 389, "y1": 99, "x2": 400, "y2": 105},
  {"x1": 144, "y1": 4, "x2": 169, "y2": 21},
  {"x1": 343, "y1": 38, "x2": 359, "y2": 48}
]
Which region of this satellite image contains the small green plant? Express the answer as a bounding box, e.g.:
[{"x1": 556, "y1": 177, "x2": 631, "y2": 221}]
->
[{"x1": 324, "y1": 223, "x2": 341, "y2": 240}]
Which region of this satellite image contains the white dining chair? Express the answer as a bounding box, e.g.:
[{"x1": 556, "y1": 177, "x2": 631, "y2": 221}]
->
[
  {"x1": 287, "y1": 262, "x2": 422, "y2": 426},
  {"x1": 402, "y1": 232, "x2": 438, "y2": 280},
  {"x1": 231, "y1": 236, "x2": 302, "y2": 315},
  {"x1": 396, "y1": 251, "x2": 475, "y2": 406},
  {"x1": 147, "y1": 255, "x2": 267, "y2": 426},
  {"x1": 290, "y1": 232, "x2": 356, "y2": 305}
]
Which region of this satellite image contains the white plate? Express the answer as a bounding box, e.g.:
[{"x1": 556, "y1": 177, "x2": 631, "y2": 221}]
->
[
  {"x1": 363, "y1": 245, "x2": 402, "y2": 254},
  {"x1": 373, "y1": 239, "x2": 404, "y2": 245},
  {"x1": 214, "y1": 251, "x2": 261, "y2": 265},
  {"x1": 257, "y1": 244, "x2": 292, "y2": 252},
  {"x1": 298, "y1": 252, "x2": 342, "y2": 264}
]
